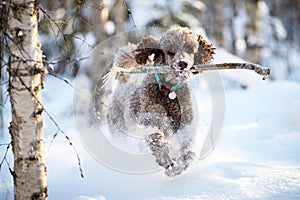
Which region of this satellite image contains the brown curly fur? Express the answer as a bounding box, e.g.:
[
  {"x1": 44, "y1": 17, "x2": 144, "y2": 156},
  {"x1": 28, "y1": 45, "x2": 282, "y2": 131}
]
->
[
  {"x1": 108, "y1": 26, "x2": 215, "y2": 135},
  {"x1": 106, "y1": 27, "x2": 215, "y2": 175}
]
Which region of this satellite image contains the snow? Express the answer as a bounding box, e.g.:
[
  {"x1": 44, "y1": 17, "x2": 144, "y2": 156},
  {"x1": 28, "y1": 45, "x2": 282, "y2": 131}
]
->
[
  {"x1": 44, "y1": 65, "x2": 300, "y2": 199},
  {"x1": 1, "y1": 43, "x2": 300, "y2": 200},
  {"x1": 0, "y1": 69, "x2": 298, "y2": 200}
]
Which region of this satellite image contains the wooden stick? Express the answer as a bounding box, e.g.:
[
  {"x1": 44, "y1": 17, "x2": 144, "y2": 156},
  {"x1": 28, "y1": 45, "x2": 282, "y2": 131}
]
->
[
  {"x1": 113, "y1": 63, "x2": 270, "y2": 76},
  {"x1": 102, "y1": 63, "x2": 271, "y2": 88}
]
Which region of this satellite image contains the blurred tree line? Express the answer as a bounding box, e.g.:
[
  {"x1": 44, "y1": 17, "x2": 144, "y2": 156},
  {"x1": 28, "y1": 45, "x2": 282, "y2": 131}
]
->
[
  {"x1": 22, "y1": 0, "x2": 300, "y2": 80},
  {"x1": 4, "y1": 0, "x2": 296, "y2": 80},
  {"x1": 1, "y1": 0, "x2": 300, "y2": 137}
]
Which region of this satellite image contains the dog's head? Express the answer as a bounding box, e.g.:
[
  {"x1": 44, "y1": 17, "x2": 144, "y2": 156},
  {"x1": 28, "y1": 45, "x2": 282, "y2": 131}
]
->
[
  {"x1": 160, "y1": 27, "x2": 198, "y2": 71},
  {"x1": 133, "y1": 27, "x2": 215, "y2": 82},
  {"x1": 160, "y1": 27, "x2": 200, "y2": 81}
]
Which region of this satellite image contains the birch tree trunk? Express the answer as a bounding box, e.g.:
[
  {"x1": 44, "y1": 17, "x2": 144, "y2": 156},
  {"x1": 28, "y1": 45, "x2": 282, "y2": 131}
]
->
[{"x1": 7, "y1": 0, "x2": 48, "y2": 199}]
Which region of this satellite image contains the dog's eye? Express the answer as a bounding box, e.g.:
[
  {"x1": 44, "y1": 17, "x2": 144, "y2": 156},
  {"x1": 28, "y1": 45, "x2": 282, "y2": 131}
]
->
[{"x1": 167, "y1": 51, "x2": 175, "y2": 57}]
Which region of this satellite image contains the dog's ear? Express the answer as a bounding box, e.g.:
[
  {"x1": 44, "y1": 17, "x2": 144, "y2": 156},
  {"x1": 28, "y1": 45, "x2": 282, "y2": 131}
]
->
[
  {"x1": 194, "y1": 35, "x2": 215, "y2": 65},
  {"x1": 135, "y1": 35, "x2": 164, "y2": 65}
]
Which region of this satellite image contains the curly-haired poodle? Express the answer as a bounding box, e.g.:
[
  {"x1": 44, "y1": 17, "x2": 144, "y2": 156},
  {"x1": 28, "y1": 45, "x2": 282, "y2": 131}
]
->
[{"x1": 106, "y1": 27, "x2": 215, "y2": 176}]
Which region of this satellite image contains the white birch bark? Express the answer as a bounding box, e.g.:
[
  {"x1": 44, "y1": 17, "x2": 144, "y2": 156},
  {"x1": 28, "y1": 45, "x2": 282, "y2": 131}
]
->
[{"x1": 8, "y1": 0, "x2": 47, "y2": 199}]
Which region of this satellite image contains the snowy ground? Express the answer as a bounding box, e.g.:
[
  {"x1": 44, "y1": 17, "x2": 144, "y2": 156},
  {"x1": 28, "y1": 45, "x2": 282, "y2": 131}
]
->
[{"x1": 1, "y1": 52, "x2": 300, "y2": 200}]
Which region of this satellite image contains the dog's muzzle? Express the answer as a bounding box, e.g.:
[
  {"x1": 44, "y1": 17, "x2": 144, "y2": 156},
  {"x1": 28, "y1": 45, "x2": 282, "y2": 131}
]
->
[{"x1": 172, "y1": 55, "x2": 194, "y2": 82}]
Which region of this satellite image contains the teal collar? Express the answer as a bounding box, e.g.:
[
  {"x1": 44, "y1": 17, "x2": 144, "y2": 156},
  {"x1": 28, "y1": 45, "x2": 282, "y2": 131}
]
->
[{"x1": 154, "y1": 73, "x2": 184, "y2": 99}]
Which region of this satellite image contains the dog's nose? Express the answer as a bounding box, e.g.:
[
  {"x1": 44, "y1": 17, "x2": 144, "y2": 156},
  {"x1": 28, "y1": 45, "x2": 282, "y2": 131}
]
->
[{"x1": 177, "y1": 60, "x2": 188, "y2": 70}]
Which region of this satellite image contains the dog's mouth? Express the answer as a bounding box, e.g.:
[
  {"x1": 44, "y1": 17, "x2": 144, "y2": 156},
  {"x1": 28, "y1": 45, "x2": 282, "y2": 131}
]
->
[
  {"x1": 173, "y1": 60, "x2": 188, "y2": 70},
  {"x1": 171, "y1": 57, "x2": 193, "y2": 82}
]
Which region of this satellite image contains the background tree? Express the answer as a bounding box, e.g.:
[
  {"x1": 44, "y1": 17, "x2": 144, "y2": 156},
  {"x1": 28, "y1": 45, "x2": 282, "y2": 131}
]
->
[
  {"x1": 127, "y1": 0, "x2": 300, "y2": 81},
  {"x1": 200, "y1": 0, "x2": 300, "y2": 80}
]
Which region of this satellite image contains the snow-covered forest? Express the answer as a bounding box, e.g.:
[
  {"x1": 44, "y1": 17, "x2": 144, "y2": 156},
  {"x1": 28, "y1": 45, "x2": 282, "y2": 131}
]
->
[{"x1": 1, "y1": 0, "x2": 300, "y2": 199}]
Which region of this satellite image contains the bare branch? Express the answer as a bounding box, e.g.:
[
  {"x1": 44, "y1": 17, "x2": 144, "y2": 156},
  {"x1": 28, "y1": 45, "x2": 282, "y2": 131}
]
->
[
  {"x1": 0, "y1": 142, "x2": 12, "y2": 174},
  {"x1": 0, "y1": 80, "x2": 8, "y2": 86},
  {"x1": 0, "y1": 93, "x2": 8, "y2": 107},
  {"x1": 13, "y1": 72, "x2": 84, "y2": 178},
  {"x1": 0, "y1": 143, "x2": 10, "y2": 147},
  {"x1": 47, "y1": 72, "x2": 91, "y2": 101},
  {"x1": 65, "y1": 34, "x2": 96, "y2": 50},
  {"x1": 44, "y1": 56, "x2": 89, "y2": 66},
  {"x1": 123, "y1": 0, "x2": 136, "y2": 27}
]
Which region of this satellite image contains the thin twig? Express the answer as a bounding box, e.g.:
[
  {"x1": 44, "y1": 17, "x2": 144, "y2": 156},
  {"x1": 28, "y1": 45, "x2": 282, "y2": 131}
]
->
[
  {"x1": 123, "y1": 0, "x2": 136, "y2": 27},
  {"x1": 0, "y1": 80, "x2": 8, "y2": 85},
  {"x1": 14, "y1": 73, "x2": 84, "y2": 178},
  {"x1": 0, "y1": 142, "x2": 11, "y2": 171},
  {"x1": 65, "y1": 34, "x2": 96, "y2": 50},
  {"x1": 45, "y1": 56, "x2": 89, "y2": 66},
  {"x1": 47, "y1": 70, "x2": 92, "y2": 101},
  {"x1": 0, "y1": 93, "x2": 9, "y2": 107},
  {"x1": 40, "y1": 7, "x2": 71, "y2": 57},
  {"x1": 5, "y1": 156, "x2": 13, "y2": 176},
  {"x1": 0, "y1": 143, "x2": 10, "y2": 147}
]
